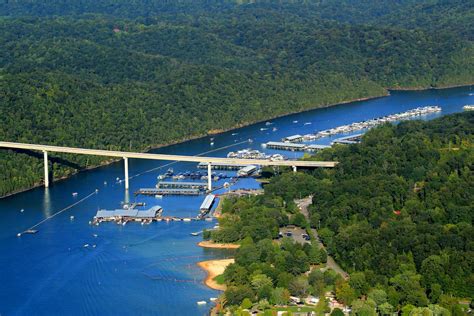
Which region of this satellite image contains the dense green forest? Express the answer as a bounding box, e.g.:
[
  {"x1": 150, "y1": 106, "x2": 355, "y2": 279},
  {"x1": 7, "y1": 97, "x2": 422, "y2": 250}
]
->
[
  {"x1": 1, "y1": 0, "x2": 473, "y2": 196},
  {"x1": 207, "y1": 112, "x2": 473, "y2": 314}
]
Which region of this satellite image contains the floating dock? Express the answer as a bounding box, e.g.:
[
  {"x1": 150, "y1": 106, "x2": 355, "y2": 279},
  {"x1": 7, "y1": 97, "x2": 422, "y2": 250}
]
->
[
  {"x1": 135, "y1": 188, "x2": 201, "y2": 196},
  {"x1": 156, "y1": 181, "x2": 208, "y2": 190},
  {"x1": 198, "y1": 194, "x2": 216, "y2": 219},
  {"x1": 331, "y1": 134, "x2": 363, "y2": 145},
  {"x1": 200, "y1": 194, "x2": 216, "y2": 211},
  {"x1": 265, "y1": 142, "x2": 329, "y2": 152},
  {"x1": 282, "y1": 135, "x2": 303, "y2": 142},
  {"x1": 93, "y1": 205, "x2": 163, "y2": 224},
  {"x1": 306, "y1": 144, "x2": 331, "y2": 151},
  {"x1": 237, "y1": 165, "x2": 257, "y2": 177},
  {"x1": 265, "y1": 141, "x2": 306, "y2": 151},
  {"x1": 197, "y1": 162, "x2": 249, "y2": 170}
]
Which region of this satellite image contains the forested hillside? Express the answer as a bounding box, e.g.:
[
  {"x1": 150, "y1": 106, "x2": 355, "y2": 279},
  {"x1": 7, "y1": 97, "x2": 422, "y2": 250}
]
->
[
  {"x1": 209, "y1": 112, "x2": 473, "y2": 314},
  {"x1": 1, "y1": 0, "x2": 473, "y2": 196}
]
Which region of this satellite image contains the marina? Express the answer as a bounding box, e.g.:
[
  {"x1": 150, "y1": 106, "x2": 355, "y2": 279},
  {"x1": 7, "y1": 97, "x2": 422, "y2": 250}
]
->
[
  {"x1": 278, "y1": 106, "x2": 442, "y2": 144},
  {"x1": 0, "y1": 87, "x2": 471, "y2": 315}
]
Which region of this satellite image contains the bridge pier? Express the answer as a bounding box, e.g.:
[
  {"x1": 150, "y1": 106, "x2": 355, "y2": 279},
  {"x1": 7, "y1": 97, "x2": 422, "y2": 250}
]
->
[
  {"x1": 292, "y1": 165, "x2": 297, "y2": 173},
  {"x1": 124, "y1": 157, "x2": 129, "y2": 190},
  {"x1": 43, "y1": 150, "x2": 49, "y2": 188},
  {"x1": 207, "y1": 162, "x2": 212, "y2": 191}
]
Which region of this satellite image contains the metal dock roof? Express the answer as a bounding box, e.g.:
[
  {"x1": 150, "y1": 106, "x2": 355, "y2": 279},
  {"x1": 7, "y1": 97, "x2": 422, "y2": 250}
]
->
[
  {"x1": 266, "y1": 141, "x2": 306, "y2": 148},
  {"x1": 200, "y1": 194, "x2": 216, "y2": 210},
  {"x1": 306, "y1": 144, "x2": 331, "y2": 150},
  {"x1": 136, "y1": 206, "x2": 162, "y2": 218},
  {"x1": 157, "y1": 181, "x2": 208, "y2": 187}
]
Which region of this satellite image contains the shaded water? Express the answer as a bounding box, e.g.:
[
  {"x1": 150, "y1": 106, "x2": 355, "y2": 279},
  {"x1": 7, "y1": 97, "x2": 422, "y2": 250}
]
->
[{"x1": 0, "y1": 86, "x2": 472, "y2": 315}]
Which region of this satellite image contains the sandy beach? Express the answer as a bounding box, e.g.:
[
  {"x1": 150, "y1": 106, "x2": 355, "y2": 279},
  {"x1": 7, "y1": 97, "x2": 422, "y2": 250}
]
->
[
  {"x1": 198, "y1": 240, "x2": 240, "y2": 249},
  {"x1": 197, "y1": 259, "x2": 234, "y2": 290}
]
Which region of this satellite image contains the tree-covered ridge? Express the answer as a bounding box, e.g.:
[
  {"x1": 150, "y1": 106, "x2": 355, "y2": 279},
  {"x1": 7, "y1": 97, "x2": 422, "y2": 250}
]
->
[
  {"x1": 0, "y1": 1, "x2": 473, "y2": 196},
  {"x1": 209, "y1": 113, "x2": 473, "y2": 314},
  {"x1": 309, "y1": 112, "x2": 473, "y2": 301}
]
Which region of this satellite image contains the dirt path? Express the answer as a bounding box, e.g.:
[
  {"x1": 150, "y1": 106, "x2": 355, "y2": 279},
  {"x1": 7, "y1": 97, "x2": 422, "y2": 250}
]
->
[{"x1": 295, "y1": 196, "x2": 349, "y2": 279}]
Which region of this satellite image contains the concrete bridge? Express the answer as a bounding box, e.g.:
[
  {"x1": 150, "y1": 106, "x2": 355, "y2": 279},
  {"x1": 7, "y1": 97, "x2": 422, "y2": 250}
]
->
[{"x1": 0, "y1": 141, "x2": 338, "y2": 190}]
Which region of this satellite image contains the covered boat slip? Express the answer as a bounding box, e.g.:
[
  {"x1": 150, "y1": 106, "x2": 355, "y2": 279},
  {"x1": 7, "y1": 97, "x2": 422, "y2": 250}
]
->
[
  {"x1": 156, "y1": 181, "x2": 208, "y2": 190},
  {"x1": 265, "y1": 141, "x2": 330, "y2": 152},
  {"x1": 135, "y1": 188, "x2": 201, "y2": 196},
  {"x1": 197, "y1": 162, "x2": 249, "y2": 170},
  {"x1": 200, "y1": 194, "x2": 216, "y2": 211},
  {"x1": 94, "y1": 205, "x2": 163, "y2": 222}
]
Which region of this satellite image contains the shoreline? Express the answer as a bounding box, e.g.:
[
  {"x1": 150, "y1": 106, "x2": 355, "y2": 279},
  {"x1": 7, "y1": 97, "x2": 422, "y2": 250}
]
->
[
  {"x1": 2, "y1": 83, "x2": 473, "y2": 199},
  {"x1": 388, "y1": 82, "x2": 474, "y2": 91},
  {"x1": 197, "y1": 258, "x2": 234, "y2": 291},
  {"x1": 198, "y1": 240, "x2": 240, "y2": 249}
]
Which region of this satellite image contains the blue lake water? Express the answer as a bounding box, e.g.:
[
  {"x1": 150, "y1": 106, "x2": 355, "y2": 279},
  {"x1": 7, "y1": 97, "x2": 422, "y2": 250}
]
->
[{"x1": 0, "y1": 86, "x2": 472, "y2": 315}]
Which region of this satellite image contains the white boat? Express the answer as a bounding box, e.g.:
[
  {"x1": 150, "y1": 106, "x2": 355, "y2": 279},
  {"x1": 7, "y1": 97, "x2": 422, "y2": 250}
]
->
[
  {"x1": 210, "y1": 142, "x2": 214, "y2": 146},
  {"x1": 272, "y1": 127, "x2": 278, "y2": 131},
  {"x1": 265, "y1": 121, "x2": 273, "y2": 126},
  {"x1": 70, "y1": 216, "x2": 75, "y2": 220},
  {"x1": 210, "y1": 297, "x2": 217, "y2": 302},
  {"x1": 260, "y1": 128, "x2": 268, "y2": 131},
  {"x1": 304, "y1": 122, "x2": 312, "y2": 125},
  {"x1": 293, "y1": 120, "x2": 298, "y2": 123},
  {"x1": 72, "y1": 192, "x2": 78, "y2": 197},
  {"x1": 83, "y1": 244, "x2": 90, "y2": 248},
  {"x1": 197, "y1": 301, "x2": 207, "y2": 305},
  {"x1": 20, "y1": 209, "x2": 24, "y2": 213},
  {"x1": 155, "y1": 194, "x2": 163, "y2": 199},
  {"x1": 231, "y1": 132, "x2": 238, "y2": 136}
]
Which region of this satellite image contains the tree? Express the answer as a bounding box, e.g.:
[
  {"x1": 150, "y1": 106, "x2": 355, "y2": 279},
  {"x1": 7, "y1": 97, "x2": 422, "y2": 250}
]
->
[
  {"x1": 368, "y1": 288, "x2": 388, "y2": 306},
  {"x1": 224, "y1": 285, "x2": 254, "y2": 306},
  {"x1": 351, "y1": 298, "x2": 377, "y2": 316},
  {"x1": 270, "y1": 287, "x2": 290, "y2": 306},
  {"x1": 350, "y1": 272, "x2": 369, "y2": 296},
  {"x1": 378, "y1": 302, "x2": 394, "y2": 315},
  {"x1": 335, "y1": 281, "x2": 357, "y2": 305},
  {"x1": 390, "y1": 269, "x2": 429, "y2": 307},
  {"x1": 251, "y1": 274, "x2": 273, "y2": 300},
  {"x1": 241, "y1": 298, "x2": 252, "y2": 310},
  {"x1": 224, "y1": 263, "x2": 249, "y2": 286},
  {"x1": 331, "y1": 308, "x2": 344, "y2": 316},
  {"x1": 288, "y1": 276, "x2": 309, "y2": 297},
  {"x1": 236, "y1": 240, "x2": 260, "y2": 267}
]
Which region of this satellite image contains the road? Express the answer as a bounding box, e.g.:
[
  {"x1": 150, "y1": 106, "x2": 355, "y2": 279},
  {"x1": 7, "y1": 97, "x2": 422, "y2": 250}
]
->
[
  {"x1": 295, "y1": 196, "x2": 349, "y2": 279},
  {"x1": 0, "y1": 141, "x2": 338, "y2": 167}
]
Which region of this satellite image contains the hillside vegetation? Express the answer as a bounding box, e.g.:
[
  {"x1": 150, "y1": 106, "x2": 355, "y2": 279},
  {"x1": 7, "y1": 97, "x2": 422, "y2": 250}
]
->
[
  {"x1": 1, "y1": 0, "x2": 473, "y2": 196},
  {"x1": 209, "y1": 112, "x2": 473, "y2": 314}
]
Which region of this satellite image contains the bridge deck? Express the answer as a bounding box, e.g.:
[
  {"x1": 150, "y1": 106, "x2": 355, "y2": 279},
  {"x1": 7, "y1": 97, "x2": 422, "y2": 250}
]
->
[{"x1": 0, "y1": 141, "x2": 337, "y2": 167}]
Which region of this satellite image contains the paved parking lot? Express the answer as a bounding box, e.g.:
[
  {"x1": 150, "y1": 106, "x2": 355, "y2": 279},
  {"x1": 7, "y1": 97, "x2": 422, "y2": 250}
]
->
[{"x1": 279, "y1": 226, "x2": 310, "y2": 244}]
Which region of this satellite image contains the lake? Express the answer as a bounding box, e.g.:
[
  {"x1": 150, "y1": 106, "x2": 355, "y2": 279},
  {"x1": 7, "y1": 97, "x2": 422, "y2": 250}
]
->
[{"x1": 0, "y1": 86, "x2": 472, "y2": 315}]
